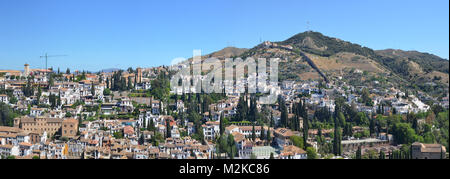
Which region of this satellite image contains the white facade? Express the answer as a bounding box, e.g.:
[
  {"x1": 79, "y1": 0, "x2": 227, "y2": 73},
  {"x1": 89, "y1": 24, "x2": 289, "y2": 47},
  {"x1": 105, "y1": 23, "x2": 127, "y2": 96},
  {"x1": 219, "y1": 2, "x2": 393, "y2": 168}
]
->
[{"x1": 0, "y1": 95, "x2": 9, "y2": 104}]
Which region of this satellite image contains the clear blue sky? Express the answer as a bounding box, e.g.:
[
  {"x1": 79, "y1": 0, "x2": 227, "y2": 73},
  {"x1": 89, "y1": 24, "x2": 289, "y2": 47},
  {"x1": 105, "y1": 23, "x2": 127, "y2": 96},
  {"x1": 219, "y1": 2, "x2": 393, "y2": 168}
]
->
[{"x1": 0, "y1": 0, "x2": 448, "y2": 72}]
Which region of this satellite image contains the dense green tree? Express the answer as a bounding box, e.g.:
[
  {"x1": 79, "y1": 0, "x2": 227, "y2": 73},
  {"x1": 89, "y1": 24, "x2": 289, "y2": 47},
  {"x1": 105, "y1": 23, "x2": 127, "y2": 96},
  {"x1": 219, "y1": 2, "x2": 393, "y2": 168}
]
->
[
  {"x1": 22, "y1": 78, "x2": 34, "y2": 97},
  {"x1": 355, "y1": 112, "x2": 369, "y2": 126},
  {"x1": 127, "y1": 67, "x2": 134, "y2": 74},
  {"x1": 355, "y1": 146, "x2": 362, "y2": 159},
  {"x1": 216, "y1": 134, "x2": 237, "y2": 159},
  {"x1": 103, "y1": 88, "x2": 111, "y2": 96},
  {"x1": 306, "y1": 147, "x2": 318, "y2": 159},
  {"x1": 9, "y1": 96, "x2": 17, "y2": 104},
  {"x1": 235, "y1": 95, "x2": 248, "y2": 122},
  {"x1": 379, "y1": 150, "x2": 386, "y2": 159},
  {"x1": 361, "y1": 88, "x2": 373, "y2": 106},
  {"x1": 290, "y1": 135, "x2": 304, "y2": 149},
  {"x1": 113, "y1": 131, "x2": 124, "y2": 139},
  {"x1": 149, "y1": 72, "x2": 171, "y2": 100},
  {"x1": 0, "y1": 103, "x2": 19, "y2": 126},
  {"x1": 343, "y1": 123, "x2": 353, "y2": 137},
  {"x1": 337, "y1": 112, "x2": 346, "y2": 127},
  {"x1": 317, "y1": 124, "x2": 323, "y2": 144},
  {"x1": 392, "y1": 123, "x2": 417, "y2": 144}
]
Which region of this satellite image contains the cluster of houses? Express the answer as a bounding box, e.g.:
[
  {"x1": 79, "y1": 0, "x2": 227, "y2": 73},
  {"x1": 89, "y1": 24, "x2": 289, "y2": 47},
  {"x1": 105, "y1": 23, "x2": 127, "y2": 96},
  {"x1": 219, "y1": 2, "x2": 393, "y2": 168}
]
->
[{"x1": 0, "y1": 63, "x2": 447, "y2": 159}]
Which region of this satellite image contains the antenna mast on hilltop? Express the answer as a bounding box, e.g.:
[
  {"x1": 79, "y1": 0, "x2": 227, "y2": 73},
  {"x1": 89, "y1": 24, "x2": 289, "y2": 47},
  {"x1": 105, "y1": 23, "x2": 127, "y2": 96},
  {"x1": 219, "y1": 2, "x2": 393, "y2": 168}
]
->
[
  {"x1": 39, "y1": 53, "x2": 67, "y2": 72},
  {"x1": 307, "y1": 21, "x2": 310, "y2": 31}
]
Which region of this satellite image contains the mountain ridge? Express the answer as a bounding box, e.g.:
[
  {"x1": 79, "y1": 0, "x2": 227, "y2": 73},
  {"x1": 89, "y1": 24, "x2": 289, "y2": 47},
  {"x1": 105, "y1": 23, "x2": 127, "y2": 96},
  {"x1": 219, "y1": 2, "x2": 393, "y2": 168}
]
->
[{"x1": 197, "y1": 31, "x2": 448, "y2": 98}]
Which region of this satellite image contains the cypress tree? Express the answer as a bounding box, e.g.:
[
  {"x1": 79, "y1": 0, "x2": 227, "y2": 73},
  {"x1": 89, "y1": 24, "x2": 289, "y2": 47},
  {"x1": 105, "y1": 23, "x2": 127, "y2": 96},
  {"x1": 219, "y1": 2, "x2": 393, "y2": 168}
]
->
[
  {"x1": 270, "y1": 111, "x2": 274, "y2": 127},
  {"x1": 333, "y1": 116, "x2": 342, "y2": 156},
  {"x1": 91, "y1": 82, "x2": 95, "y2": 96},
  {"x1": 106, "y1": 77, "x2": 110, "y2": 89},
  {"x1": 356, "y1": 146, "x2": 362, "y2": 159},
  {"x1": 134, "y1": 72, "x2": 137, "y2": 88},
  {"x1": 261, "y1": 125, "x2": 266, "y2": 141},
  {"x1": 148, "y1": 119, "x2": 155, "y2": 131},
  {"x1": 317, "y1": 125, "x2": 323, "y2": 143},
  {"x1": 379, "y1": 150, "x2": 385, "y2": 159},
  {"x1": 139, "y1": 133, "x2": 145, "y2": 145},
  {"x1": 219, "y1": 112, "x2": 225, "y2": 136},
  {"x1": 280, "y1": 98, "x2": 288, "y2": 128},
  {"x1": 166, "y1": 119, "x2": 171, "y2": 138},
  {"x1": 128, "y1": 76, "x2": 133, "y2": 90},
  {"x1": 251, "y1": 122, "x2": 256, "y2": 141},
  {"x1": 302, "y1": 102, "x2": 309, "y2": 149},
  {"x1": 57, "y1": 91, "x2": 61, "y2": 107},
  {"x1": 369, "y1": 117, "x2": 375, "y2": 136}
]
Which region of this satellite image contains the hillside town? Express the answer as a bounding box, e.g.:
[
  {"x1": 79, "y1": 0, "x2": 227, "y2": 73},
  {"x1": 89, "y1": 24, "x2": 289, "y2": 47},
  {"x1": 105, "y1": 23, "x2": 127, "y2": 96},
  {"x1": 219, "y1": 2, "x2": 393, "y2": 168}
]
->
[{"x1": 0, "y1": 63, "x2": 448, "y2": 159}]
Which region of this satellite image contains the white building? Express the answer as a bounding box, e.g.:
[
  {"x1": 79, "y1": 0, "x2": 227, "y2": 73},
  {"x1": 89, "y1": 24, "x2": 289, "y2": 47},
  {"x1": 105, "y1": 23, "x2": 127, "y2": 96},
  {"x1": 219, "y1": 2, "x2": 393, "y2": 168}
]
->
[
  {"x1": 202, "y1": 121, "x2": 220, "y2": 141},
  {"x1": 0, "y1": 94, "x2": 9, "y2": 104}
]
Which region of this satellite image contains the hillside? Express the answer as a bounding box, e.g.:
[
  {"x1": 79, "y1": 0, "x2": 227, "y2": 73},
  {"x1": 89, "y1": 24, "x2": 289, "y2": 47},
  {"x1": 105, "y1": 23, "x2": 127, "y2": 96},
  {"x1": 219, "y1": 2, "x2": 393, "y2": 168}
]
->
[
  {"x1": 252, "y1": 31, "x2": 447, "y2": 98},
  {"x1": 280, "y1": 31, "x2": 378, "y2": 58},
  {"x1": 203, "y1": 47, "x2": 248, "y2": 59},
  {"x1": 183, "y1": 31, "x2": 449, "y2": 99},
  {"x1": 376, "y1": 49, "x2": 449, "y2": 73}
]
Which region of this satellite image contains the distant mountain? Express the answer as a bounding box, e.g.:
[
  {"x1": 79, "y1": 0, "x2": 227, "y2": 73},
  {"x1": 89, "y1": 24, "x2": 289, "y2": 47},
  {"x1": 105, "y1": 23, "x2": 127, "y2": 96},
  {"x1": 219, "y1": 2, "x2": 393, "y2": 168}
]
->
[
  {"x1": 204, "y1": 47, "x2": 248, "y2": 59},
  {"x1": 181, "y1": 47, "x2": 248, "y2": 72},
  {"x1": 98, "y1": 68, "x2": 121, "y2": 73},
  {"x1": 185, "y1": 47, "x2": 248, "y2": 62}
]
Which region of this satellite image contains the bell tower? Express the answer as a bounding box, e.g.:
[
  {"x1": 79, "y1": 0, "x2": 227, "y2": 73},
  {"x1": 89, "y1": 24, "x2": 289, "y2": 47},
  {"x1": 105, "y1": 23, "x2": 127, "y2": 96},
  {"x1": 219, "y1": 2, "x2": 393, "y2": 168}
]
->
[{"x1": 24, "y1": 63, "x2": 30, "y2": 77}]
